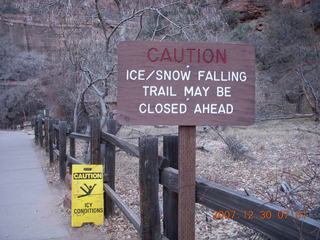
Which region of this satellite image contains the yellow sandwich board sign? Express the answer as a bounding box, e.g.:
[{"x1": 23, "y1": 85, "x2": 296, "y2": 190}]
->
[{"x1": 72, "y1": 164, "x2": 104, "y2": 227}]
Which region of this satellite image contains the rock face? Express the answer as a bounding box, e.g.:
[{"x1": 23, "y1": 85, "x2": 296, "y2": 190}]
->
[
  {"x1": 283, "y1": 0, "x2": 315, "y2": 8},
  {"x1": 1, "y1": 0, "x2": 314, "y2": 58},
  {"x1": 222, "y1": 0, "x2": 269, "y2": 22},
  {"x1": 221, "y1": 0, "x2": 316, "y2": 23},
  {"x1": 0, "y1": 13, "x2": 63, "y2": 64}
]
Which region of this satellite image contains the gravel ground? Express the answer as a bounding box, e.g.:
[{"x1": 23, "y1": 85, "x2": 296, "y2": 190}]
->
[{"x1": 34, "y1": 118, "x2": 319, "y2": 240}]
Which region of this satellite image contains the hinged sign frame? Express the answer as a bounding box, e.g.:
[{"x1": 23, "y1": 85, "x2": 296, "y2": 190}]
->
[{"x1": 71, "y1": 164, "x2": 104, "y2": 227}]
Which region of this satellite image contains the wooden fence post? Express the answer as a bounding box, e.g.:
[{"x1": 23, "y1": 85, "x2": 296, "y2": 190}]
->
[
  {"x1": 90, "y1": 117, "x2": 101, "y2": 164},
  {"x1": 49, "y1": 118, "x2": 54, "y2": 164},
  {"x1": 70, "y1": 123, "x2": 76, "y2": 158},
  {"x1": 104, "y1": 119, "x2": 117, "y2": 218},
  {"x1": 59, "y1": 121, "x2": 67, "y2": 180},
  {"x1": 139, "y1": 136, "x2": 161, "y2": 240},
  {"x1": 69, "y1": 123, "x2": 76, "y2": 174},
  {"x1": 37, "y1": 115, "x2": 43, "y2": 147},
  {"x1": 163, "y1": 135, "x2": 179, "y2": 240},
  {"x1": 178, "y1": 126, "x2": 196, "y2": 240},
  {"x1": 34, "y1": 116, "x2": 38, "y2": 143},
  {"x1": 55, "y1": 119, "x2": 59, "y2": 150},
  {"x1": 44, "y1": 118, "x2": 49, "y2": 152}
]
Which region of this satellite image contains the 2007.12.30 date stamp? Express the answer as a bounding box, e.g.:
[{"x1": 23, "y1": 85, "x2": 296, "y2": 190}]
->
[{"x1": 211, "y1": 210, "x2": 307, "y2": 220}]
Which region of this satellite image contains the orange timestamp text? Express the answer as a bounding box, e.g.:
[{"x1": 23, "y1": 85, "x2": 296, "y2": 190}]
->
[{"x1": 211, "y1": 210, "x2": 307, "y2": 220}]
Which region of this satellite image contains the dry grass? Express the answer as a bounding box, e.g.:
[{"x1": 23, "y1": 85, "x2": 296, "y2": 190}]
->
[{"x1": 38, "y1": 118, "x2": 319, "y2": 239}]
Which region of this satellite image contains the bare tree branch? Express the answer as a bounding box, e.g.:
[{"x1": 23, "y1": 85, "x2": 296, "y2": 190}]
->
[
  {"x1": 95, "y1": 0, "x2": 111, "y2": 53},
  {"x1": 151, "y1": 13, "x2": 160, "y2": 40},
  {"x1": 135, "y1": 12, "x2": 144, "y2": 40},
  {"x1": 297, "y1": 68, "x2": 319, "y2": 116},
  {"x1": 102, "y1": 1, "x2": 185, "y2": 50}
]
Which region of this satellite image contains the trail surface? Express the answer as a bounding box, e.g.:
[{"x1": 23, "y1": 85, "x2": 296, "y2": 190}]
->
[{"x1": 0, "y1": 130, "x2": 69, "y2": 240}]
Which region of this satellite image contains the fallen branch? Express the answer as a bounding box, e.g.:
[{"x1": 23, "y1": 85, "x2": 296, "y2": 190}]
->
[
  {"x1": 209, "y1": 126, "x2": 256, "y2": 161},
  {"x1": 256, "y1": 113, "x2": 316, "y2": 122},
  {"x1": 294, "y1": 128, "x2": 320, "y2": 136},
  {"x1": 196, "y1": 146, "x2": 211, "y2": 153},
  {"x1": 280, "y1": 182, "x2": 305, "y2": 211}
]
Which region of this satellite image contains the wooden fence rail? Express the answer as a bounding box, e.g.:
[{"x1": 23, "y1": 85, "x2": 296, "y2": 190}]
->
[
  {"x1": 0, "y1": 120, "x2": 33, "y2": 130},
  {"x1": 33, "y1": 114, "x2": 320, "y2": 240}
]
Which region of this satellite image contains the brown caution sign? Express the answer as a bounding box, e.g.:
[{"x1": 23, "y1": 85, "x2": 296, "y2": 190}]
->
[
  {"x1": 72, "y1": 165, "x2": 104, "y2": 227},
  {"x1": 117, "y1": 41, "x2": 256, "y2": 126}
]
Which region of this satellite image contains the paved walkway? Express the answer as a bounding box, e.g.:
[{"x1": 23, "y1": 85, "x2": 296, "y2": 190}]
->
[{"x1": 0, "y1": 131, "x2": 69, "y2": 240}]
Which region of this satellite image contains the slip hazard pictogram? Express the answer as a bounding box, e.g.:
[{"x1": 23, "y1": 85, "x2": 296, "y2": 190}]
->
[
  {"x1": 71, "y1": 165, "x2": 104, "y2": 227},
  {"x1": 78, "y1": 183, "x2": 96, "y2": 198}
]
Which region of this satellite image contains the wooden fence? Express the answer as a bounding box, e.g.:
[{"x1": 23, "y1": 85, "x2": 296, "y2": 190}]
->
[
  {"x1": 34, "y1": 114, "x2": 320, "y2": 240},
  {"x1": 0, "y1": 121, "x2": 33, "y2": 130}
]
